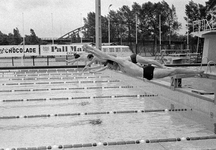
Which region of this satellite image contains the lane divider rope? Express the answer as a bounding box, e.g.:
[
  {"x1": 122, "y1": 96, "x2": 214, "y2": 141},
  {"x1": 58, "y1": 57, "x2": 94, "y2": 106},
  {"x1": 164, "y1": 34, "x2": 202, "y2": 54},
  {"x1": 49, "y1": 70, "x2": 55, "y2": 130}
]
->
[
  {"x1": 0, "y1": 108, "x2": 191, "y2": 120},
  {"x1": 0, "y1": 86, "x2": 134, "y2": 93},
  {"x1": 1, "y1": 135, "x2": 216, "y2": 150},
  {"x1": 5, "y1": 76, "x2": 111, "y2": 81},
  {"x1": 2, "y1": 94, "x2": 158, "y2": 102},
  {"x1": 0, "y1": 80, "x2": 121, "y2": 86},
  {"x1": 0, "y1": 69, "x2": 83, "y2": 74},
  {"x1": 0, "y1": 72, "x2": 101, "y2": 77}
]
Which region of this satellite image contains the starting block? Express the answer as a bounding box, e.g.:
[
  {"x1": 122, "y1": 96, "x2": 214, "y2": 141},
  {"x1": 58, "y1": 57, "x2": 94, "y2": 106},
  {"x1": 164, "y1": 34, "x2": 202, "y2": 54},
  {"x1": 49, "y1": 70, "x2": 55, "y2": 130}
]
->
[
  {"x1": 170, "y1": 74, "x2": 196, "y2": 90},
  {"x1": 170, "y1": 76, "x2": 182, "y2": 90}
]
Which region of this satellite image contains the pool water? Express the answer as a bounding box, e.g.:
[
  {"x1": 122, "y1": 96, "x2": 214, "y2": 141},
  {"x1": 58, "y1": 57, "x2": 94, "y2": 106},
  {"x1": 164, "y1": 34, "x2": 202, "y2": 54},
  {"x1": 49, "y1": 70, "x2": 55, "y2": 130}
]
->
[{"x1": 0, "y1": 69, "x2": 215, "y2": 148}]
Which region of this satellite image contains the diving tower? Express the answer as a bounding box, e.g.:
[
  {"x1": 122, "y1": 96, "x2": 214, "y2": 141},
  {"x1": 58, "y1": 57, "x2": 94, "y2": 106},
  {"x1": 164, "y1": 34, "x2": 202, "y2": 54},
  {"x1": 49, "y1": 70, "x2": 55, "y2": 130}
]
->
[{"x1": 191, "y1": 19, "x2": 216, "y2": 63}]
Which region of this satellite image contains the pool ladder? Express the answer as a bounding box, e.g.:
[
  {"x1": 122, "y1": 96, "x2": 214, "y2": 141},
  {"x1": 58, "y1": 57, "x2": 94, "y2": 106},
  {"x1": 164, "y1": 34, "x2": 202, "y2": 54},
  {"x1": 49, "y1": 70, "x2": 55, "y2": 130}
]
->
[{"x1": 200, "y1": 57, "x2": 216, "y2": 73}]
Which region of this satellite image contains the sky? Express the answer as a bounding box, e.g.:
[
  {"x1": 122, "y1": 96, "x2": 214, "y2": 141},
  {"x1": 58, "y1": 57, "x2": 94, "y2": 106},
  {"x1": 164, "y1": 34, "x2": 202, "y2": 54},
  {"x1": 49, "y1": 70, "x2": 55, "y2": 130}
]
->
[{"x1": 0, "y1": 0, "x2": 206, "y2": 38}]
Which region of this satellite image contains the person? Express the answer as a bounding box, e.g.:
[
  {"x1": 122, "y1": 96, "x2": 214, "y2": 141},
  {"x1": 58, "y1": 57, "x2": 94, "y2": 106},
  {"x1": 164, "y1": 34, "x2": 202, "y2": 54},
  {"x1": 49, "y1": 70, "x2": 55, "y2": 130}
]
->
[
  {"x1": 66, "y1": 52, "x2": 94, "y2": 66},
  {"x1": 86, "y1": 59, "x2": 120, "y2": 73},
  {"x1": 82, "y1": 44, "x2": 204, "y2": 80},
  {"x1": 83, "y1": 49, "x2": 166, "y2": 72},
  {"x1": 66, "y1": 52, "x2": 109, "y2": 72},
  {"x1": 121, "y1": 53, "x2": 166, "y2": 68},
  {"x1": 82, "y1": 54, "x2": 107, "y2": 72}
]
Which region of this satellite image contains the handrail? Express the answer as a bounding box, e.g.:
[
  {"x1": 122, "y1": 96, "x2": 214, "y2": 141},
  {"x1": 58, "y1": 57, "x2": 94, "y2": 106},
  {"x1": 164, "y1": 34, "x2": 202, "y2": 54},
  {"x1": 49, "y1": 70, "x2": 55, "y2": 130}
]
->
[
  {"x1": 193, "y1": 19, "x2": 216, "y2": 33},
  {"x1": 206, "y1": 60, "x2": 216, "y2": 73}
]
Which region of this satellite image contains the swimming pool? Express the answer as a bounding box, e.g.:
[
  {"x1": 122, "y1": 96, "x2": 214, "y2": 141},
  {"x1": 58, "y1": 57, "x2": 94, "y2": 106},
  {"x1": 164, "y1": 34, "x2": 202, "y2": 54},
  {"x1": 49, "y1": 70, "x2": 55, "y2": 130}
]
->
[{"x1": 0, "y1": 68, "x2": 215, "y2": 149}]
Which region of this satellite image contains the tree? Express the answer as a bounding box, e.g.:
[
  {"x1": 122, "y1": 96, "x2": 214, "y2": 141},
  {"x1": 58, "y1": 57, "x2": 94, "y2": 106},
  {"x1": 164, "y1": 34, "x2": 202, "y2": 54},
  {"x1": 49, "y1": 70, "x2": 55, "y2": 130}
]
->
[
  {"x1": 0, "y1": 28, "x2": 41, "y2": 45},
  {"x1": 7, "y1": 33, "x2": 15, "y2": 45},
  {"x1": 206, "y1": 0, "x2": 216, "y2": 10},
  {"x1": 135, "y1": 1, "x2": 181, "y2": 54},
  {"x1": 83, "y1": 12, "x2": 113, "y2": 43},
  {"x1": 29, "y1": 29, "x2": 40, "y2": 44},
  {"x1": 167, "y1": 5, "x2": 182, "y2": 45},
  {"x1": 118, "y1": 5, "x2": 135, "y2": 44},
  {"x1": 206, "y1": 0, "x2": 216, "y2": 23},
  {"x1": 83, "y1": 12, "x2": 96, "y2": 42},
  {"x1": 185, "y1": 1, "x2": 206, "y2": 33},
  {"x1": 0, "y1": 31, "x2": 9, "y2": 45},
  {"x1": 13, "y1": 28, "x2": 22, "y2": 45},
  {"x1": 184, "y1": 0, "x2": 216, "y2": 53},
  {"x1": 82, "y1": 0, "x2": 182, "y2": 54},
  {"x1": 108, "y1": 9, "x2": 127, "y2": 44},
  {"x1": 101, "y1": 15, "x2": 109, "y2": 42},
  {"x1": 24, "y1": 29, "x2": 40, "y2": 45}
]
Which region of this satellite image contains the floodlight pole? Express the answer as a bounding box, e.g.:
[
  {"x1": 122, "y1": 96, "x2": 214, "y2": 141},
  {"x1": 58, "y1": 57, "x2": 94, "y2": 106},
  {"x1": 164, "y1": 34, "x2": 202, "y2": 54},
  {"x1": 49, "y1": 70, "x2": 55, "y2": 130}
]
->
[
  {"x1": 135, "y1": 13, "x2": 138, "y2": 54},
  {"x1": 108, "y1": 4, "x2": 112, "y2": 44},
  {"x1": 80, "y1": 13, "x2": 83, "y2": 43},
  {"x1": 159, "y1": 14, "x2": 161, "y2": 53},
  {"x1": 95, "y1": 0, "x2": 102, "y2": 50},
  {"x1": 22, "y1": 12, "x2": 25, "y2": 66},
  {"x1": 187, "y1": 18, "x2": 189, "y2": 50},
  {"x1": 51, "y1": 13, "x2": 54, "y2": 45}
]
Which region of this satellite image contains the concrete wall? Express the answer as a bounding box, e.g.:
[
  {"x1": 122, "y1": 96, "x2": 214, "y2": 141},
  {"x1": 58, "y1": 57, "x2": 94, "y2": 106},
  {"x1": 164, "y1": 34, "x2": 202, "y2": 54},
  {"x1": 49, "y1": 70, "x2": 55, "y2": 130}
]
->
[
  {"x1": 202, "y1": 33, "x2": 216, "y2": 64},
  {"x1": 150, "y1": 81, "x2": 216, "y2": 121}
]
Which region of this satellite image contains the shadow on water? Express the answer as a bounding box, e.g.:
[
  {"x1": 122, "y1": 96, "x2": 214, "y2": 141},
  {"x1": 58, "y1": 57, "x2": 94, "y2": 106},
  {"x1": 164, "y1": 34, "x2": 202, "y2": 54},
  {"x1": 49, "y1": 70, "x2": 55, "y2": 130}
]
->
[{"x1": 0, "y1": 118, "x2": 102, "y2": 130}]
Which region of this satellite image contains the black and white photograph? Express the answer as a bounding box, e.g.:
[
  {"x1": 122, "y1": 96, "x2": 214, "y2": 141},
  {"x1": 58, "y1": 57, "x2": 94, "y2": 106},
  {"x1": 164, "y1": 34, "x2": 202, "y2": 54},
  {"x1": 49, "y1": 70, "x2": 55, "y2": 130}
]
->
[{"x1": 0, "y1": 0, "x2": 216, "y2": 149}]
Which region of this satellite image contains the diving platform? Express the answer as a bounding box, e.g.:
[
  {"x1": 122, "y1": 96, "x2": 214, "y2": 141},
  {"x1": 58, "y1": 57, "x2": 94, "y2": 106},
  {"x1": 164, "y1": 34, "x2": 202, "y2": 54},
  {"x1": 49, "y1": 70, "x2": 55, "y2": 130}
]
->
[
  {"x1": 191, "y1": 19, "x2": 216, "y2": 38},
  {"x1": 191, "y1": 30, "x2": 216, "y2": 38},
  {"x1": 191, "y1": 19, "x2": 216, "y2": 64}
]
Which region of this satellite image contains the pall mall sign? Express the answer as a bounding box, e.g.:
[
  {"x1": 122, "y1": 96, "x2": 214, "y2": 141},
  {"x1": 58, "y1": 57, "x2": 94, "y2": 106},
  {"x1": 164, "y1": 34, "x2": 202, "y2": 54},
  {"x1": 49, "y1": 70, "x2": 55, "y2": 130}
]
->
[
  {"x1": 0, "y1": 45, "x2": 39, "y2": 57},
  {"x1": 40, "y1": 45, "x2": 84, "y2": 56}
]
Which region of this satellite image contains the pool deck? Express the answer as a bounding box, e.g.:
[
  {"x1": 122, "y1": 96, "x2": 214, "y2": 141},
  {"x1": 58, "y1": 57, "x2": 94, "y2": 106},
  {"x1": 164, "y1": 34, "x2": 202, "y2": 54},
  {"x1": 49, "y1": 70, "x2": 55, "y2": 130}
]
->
[{"x1": 0, "y1": 66, "x2": 216, "y2": 150}]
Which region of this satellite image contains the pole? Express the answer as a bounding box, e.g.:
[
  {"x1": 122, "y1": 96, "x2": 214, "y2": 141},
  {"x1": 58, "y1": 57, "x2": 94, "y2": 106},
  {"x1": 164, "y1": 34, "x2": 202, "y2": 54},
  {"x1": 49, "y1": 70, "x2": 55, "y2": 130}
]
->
[
  {"x1": 80, "y1": 13, "x2": 83, "y2": 43},
  {"x1": 168, "y1": 9, "x2": 171, "y2": 46},
  {"x1": 187, "y1": 18, "x2": 189, "y2": 50},
  {"x1": 108, "y1": 16, "x2": 110, "y2": 43},
  {"x1": 51, "y1": 13, "x2": 54, "y2": 45},
  {"x1": 47, "y1": 56, "x2": 49, "y2": 66},
  {"x1": 95, "y1": 0, "x2": 102, "y2": 50},
  {"x1": 80, "y1": 33, "x2": 83, "y2": 43},
  {"x1": 32, "y1": 56, "x2": 35, "y2": 66},
  {"x1": 214, "y1": 123, "x2": 216, "y2": 134},
  {"x1": 196, "y1": 37, "x2": 199, "y2": 53},
  {"x1": 108, "y1": 4, "x2": 112, "y2": 44},
  {"x1": 22, "y1": 13, "x2": 25, "y2": 66},
  {"x1": 159, "y1": 14, "x2": 161, "y2": 53},
  {"x1": 12, "y1": 57, "x2": 14, "y2": 66},
  {"x1": 135, "y1": 14, "x2": 138, "y2": 54}
]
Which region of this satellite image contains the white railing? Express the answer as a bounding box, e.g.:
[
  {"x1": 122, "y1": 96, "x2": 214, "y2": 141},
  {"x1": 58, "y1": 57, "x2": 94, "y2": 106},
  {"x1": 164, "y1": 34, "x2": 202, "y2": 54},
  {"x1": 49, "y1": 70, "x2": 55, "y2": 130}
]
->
[{"x1": 193, "y1": 19, "x2": 216, "y2": 33}]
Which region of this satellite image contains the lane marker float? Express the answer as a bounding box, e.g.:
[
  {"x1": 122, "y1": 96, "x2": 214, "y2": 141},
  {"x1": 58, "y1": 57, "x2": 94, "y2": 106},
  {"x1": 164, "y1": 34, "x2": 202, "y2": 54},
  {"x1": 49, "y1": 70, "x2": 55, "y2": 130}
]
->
[
  {"x1": 0, "y1": 86, "x2": 134, "y2": 93},
  {"x1": 1, "y1": 135, "x2": 216, "y2": 150},
  {"x1": 0, "y1": 80, "x2": 121, "y2": 86},
  {"x1": 0, "y1": 108, "x2": 191, "y2": 120},
  {"x1": 2, "y1": 94, "x2": 158, "y2": 103},
  {"x1": 6, "y1": 76, "x2": 111, "y2": 81}
]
